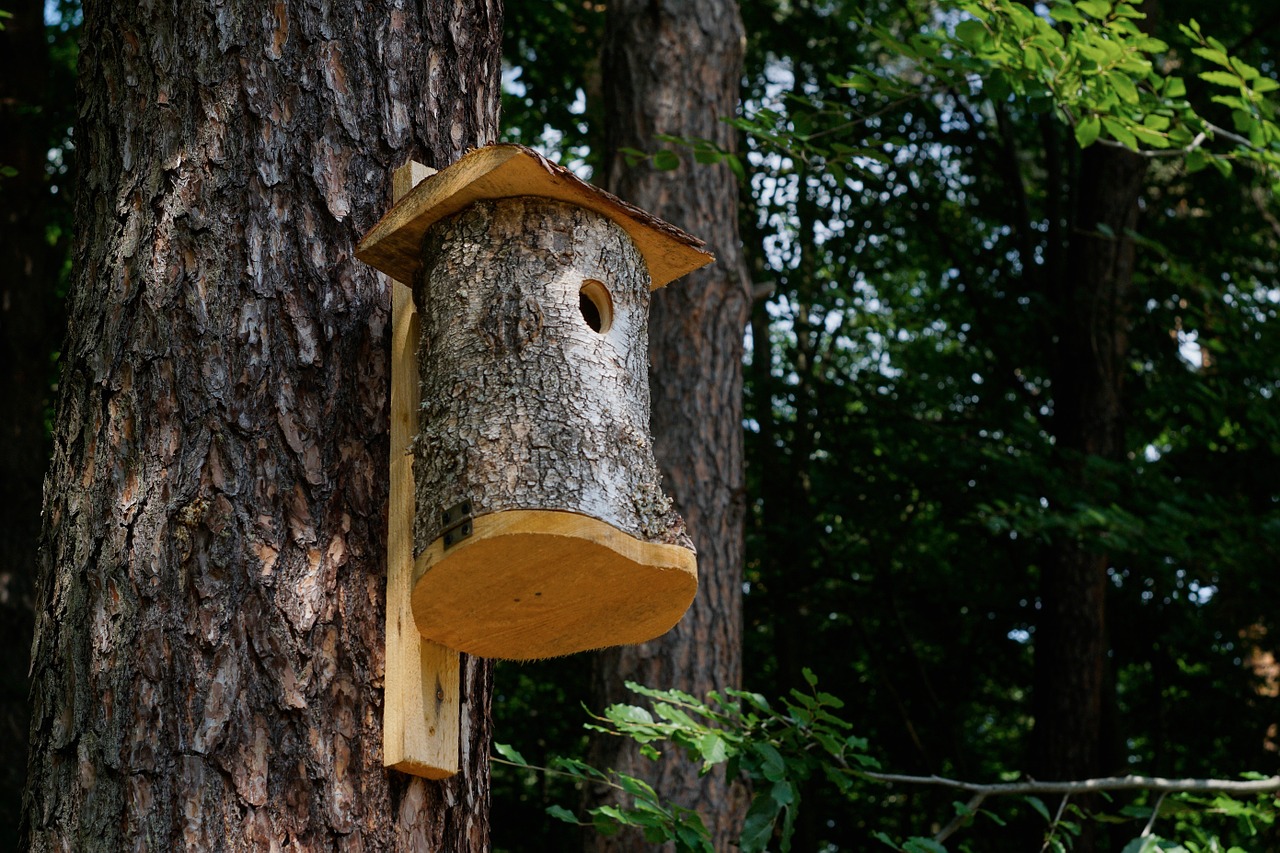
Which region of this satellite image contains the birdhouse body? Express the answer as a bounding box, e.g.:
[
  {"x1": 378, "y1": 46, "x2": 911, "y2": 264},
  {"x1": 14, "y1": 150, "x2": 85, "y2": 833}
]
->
[
  {"x1": 357, "y1": 144, "x2": 710, "y2": 662},
  {"x1": 412, "y1": 197, "x2": 685, "y2": 552}
]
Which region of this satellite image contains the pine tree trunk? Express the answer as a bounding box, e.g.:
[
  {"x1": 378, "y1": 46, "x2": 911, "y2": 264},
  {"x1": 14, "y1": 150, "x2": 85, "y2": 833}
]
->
[
  {"x1": 0, "y1": 1, "x2": 54, "y2": 845},
  {"x1": 23, "y1": 1, "x2": 501, "y2": 848},
  {"x1": 589, "y1": 1, "x2": 751, "y2": 848}
]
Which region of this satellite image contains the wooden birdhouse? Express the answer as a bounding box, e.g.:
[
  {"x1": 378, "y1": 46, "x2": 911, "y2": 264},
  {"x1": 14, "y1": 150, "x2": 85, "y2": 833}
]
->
[{"x1": 358, "y1": 144, "x2": 712, "y2": 775}]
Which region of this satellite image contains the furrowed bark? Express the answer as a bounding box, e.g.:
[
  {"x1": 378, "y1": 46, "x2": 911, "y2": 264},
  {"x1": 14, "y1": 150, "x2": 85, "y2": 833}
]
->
[
  {"x1": 590, "y1": 0, "x2": 751, "y2": 848},
  {"x1": 24, "y1": 1, "x2": 501, "y2": 848}
]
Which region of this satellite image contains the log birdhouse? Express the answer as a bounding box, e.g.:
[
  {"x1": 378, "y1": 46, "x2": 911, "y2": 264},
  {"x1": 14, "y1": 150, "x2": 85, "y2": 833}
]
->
[{"x1": 358, "y1": 144, "x2": 712, "y2": 668}]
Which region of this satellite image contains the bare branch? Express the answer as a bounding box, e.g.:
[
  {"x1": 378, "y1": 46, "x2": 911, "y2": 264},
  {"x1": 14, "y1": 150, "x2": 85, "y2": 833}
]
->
[
  {"x1": 934, "y1": 793, "x2": 986, "y2": 844},
  {"x1": 866, "y1": 771, "x2": 1280, "y2": 796}
]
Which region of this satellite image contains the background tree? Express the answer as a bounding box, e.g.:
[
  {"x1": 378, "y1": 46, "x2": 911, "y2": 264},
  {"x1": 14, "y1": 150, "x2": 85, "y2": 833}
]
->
[
  {"x1": 586, "y1": 1, "x2": 752, "y2": 851},
  {"x1": 23, "y1": 1, "x2": 501, "y2": 847},
  {"x1": 494, "y1": 0, "x2": 1279, "y2": 849},
  {"x1": 735, "y1": 0, "x2": 1279, "y2": 847},
  {"x1": 0, "y1": 1, "x2": 75, "y2": 845}
]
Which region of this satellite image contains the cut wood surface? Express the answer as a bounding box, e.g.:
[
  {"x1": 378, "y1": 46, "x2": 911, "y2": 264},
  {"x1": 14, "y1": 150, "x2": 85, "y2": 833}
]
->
[
  {"x1": 356, "y1": 143, "x2": 713, "y2": 290},
  {"x1": 413, "y1": 510, "x2": 698, "y2": 659},
  {"x1": 384, "y1": 161, "x2": 460, "y2": 779}
]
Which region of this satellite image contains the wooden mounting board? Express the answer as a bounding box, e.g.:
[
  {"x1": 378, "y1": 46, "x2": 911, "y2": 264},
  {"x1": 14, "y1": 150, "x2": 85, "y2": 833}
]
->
[
  {"x1": 412, "y1": 510, "x2": 698, "y2": 660},
  {"x1": 355, "y1": 143, "x2": 714, "y2": 290},
  {"x1": 383, "y1": 161, "x2": 460, "y2": 779}
]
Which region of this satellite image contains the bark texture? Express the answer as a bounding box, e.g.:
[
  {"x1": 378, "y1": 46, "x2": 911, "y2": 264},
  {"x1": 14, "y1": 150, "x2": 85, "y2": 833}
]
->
[
  {"x1": 590, "y1": 0, "x2": 751, "y2": 848},
  {"x1": 412, "y1": 197, "x2": 688, "y2": 552},
  {"x1": 24, "y1": 1, "x2": 501, "y2": 849},
  {"x1": 0, "y1": 0, "x2": 55, "y2": 845}
]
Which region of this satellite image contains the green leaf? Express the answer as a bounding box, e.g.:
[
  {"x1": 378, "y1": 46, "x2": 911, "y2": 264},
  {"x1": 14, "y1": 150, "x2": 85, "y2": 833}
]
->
[
  {"x1": 652, "y1": 149, "x2": 681, "y2": 171},
  {"x1": 1191, "y1": 46, "x2": 1230, "y2": 68},
  {"x1": 1165, "y1": 76, "x2": 1187, "y2": 98},
  {"x1": 1112, "y1": 73, "x2": 1139, "y2": 104},
  {"x1": 1185, "y1": 147, "x2": 1209, "y2": 174},
  {"x1": 739, "y1": 796, "x2": 782, "y2": 853},
  {"x1": 493, "y1": 742, "x2": 527, "y2": 765},
  {"x1": 771, "y1": 780, "x2": 796, "y2": 806},
  {"x1": 608, "y1": 703, "x2": 655, "y2": 725},
  {"x1": 903, "y1": 838, "x2": 949, "y2": 853},
  {"x1": 754, "y1": 743, "x2": 788, "y2": 781},
  {"x1": 1025, "y1": 795, "x2": 1052, "y2": 821},
  {"x1": 1076, "y1": 0, "x2": 1112, "y2": 19},
  {"x1": 1102, "y1": 117, "x2": 1139, "y2": 150},
  {"x1": 1200, "y1": 70, "x2": 1244, "y2": 88},
  {"x1": 1075, "y1": 114, "x2": 1102, "y2": 147},
  {"x1": 955, "y1": 18, "x2": 989, "y2": 49},
  {"x1": 546, "y1": 805, "x2": 580, "y2": 825},
  {"x1": 697, "y1": 732, "x2": 729, "y2": 768}
]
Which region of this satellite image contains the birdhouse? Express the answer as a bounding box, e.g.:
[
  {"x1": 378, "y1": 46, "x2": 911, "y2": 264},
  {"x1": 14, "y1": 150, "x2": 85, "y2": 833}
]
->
[{"x1": 358, "y1": 144, "x2": 712, "y2": 665}]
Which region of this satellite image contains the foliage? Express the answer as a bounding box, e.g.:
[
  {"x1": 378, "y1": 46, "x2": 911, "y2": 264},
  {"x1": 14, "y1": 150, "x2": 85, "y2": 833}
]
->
[
  {"x1": 729, "y1": 0, "x2": 1280, "y2": 189},
  {"x1": 497, "y1": 671, "x2": 880, "y2": 852},
  {"x1": 491, "y1": 0, "x2": 1280, "y2": 846},
  {"x1": 495, "y1": 678, "x2": 1280, "y2": 851}
]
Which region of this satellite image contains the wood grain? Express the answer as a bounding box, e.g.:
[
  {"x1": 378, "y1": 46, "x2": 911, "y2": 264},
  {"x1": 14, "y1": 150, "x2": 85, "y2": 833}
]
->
[
  {"x1": 412, "y1": 510, "x2": 697, "y2": 660},
  {"x1": 384, "y1": 161, "x2": 460, "y2": 779}
]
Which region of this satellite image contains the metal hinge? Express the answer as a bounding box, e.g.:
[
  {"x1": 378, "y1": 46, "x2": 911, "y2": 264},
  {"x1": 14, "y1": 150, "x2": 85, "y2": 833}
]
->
[{"x1": 441, "y1": 500, "x2": 474, "y2": 549}]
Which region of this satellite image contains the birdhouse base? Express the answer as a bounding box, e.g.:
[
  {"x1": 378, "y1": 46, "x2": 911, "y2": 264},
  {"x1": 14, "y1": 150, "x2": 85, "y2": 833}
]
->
[{"x1": 411, "y1": 510, "x2": 698, "y2": 660}]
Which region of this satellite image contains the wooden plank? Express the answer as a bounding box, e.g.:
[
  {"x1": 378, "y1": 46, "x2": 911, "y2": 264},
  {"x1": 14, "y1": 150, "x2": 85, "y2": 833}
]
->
[
  {"x1": 356, "y1": 143, "x2": 714, "y2": 291},
  {"x1": 383, "y1": 160, "x2": 460, "y2": 779},
  {"x1": 412, "y1": 509, "x2": 698, "y2": 661}
]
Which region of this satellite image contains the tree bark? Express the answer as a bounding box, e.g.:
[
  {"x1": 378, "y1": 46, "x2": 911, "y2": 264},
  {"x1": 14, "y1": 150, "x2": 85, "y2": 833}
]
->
[
  {"x1": 0, "y1": 0, "x2": 55, "y2": 846},
  {"x1": 589, "y1": 0, "x2": 751, "y2": 849},
  {"x1": 413, "y1": 198, "x2": 687, "y2": 551},
  {"x1": 23, "y1": 1, "x2": 501, "y2": 849}
]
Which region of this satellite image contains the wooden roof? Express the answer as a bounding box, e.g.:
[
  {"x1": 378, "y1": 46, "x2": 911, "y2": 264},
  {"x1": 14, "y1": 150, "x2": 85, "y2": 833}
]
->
[{"x1": 356, "y1": 144, "x2": 714, "y2": 290}]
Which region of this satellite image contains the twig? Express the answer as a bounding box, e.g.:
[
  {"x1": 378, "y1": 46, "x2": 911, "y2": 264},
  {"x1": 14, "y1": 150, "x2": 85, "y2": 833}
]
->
[
  {"x1": 1040, "y1": 794, "x2": 1071, "y2": 853},
  {"x1": 1141, "y1": 791, "x2": 1167, "y2": 838},
  {"x1": 866, "y1": 771, "x2": 1280, "y2": 796},
  {"x1": 934, "y1": 792, "x2": 986, "y2": 844}
]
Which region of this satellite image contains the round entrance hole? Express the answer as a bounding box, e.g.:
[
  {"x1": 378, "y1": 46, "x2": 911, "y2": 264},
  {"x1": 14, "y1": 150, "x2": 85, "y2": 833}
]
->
[{"x1": 579, "y1": 279, "x2": 613, "y2": 334}]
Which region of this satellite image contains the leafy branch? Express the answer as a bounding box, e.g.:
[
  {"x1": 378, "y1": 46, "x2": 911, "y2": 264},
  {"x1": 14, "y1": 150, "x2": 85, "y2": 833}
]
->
[
  {"x1": 728, "y1": 0, "x2": 1280, "y2": 189},
  {"x1": 493, "y1": 675, "x2": 1278, "y2": 852}
]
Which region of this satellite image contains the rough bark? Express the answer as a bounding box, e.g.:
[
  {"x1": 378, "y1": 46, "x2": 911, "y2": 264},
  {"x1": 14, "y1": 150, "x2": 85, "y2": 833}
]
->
[
  {"x1": 589, "y1": 0, "x2": 751, "y2": 849},
  {"x1": 0, "y1": 0, "x2": 55, "y2": 845},
  {"x1": 412, "y1": 197, "x2": 688, "y2": 551},
  {"x1": 23, "y1": 1, "x2": 501, "y2": 849},
  {"x1": 1032, "y1": 143, "x2": 1148, "y2": 849}
]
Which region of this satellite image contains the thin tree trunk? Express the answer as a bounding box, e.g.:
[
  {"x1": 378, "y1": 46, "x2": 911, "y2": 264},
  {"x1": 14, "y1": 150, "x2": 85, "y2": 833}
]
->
[
  {"x1": 1033, "y1": 143, "x2": 1147, "y2": 850},
  {"x1": 23, "y1": 1, "x2": 501, "y2": 848},
  {"x1": 589, "y1": 1, "x2": 751, "y2": 849},
  {"x1": 0, "y1": 1, "x2": 54, "y2": 846}
]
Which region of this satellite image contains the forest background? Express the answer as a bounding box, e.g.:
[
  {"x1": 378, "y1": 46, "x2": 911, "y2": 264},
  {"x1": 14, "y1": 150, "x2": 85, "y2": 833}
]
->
[{"x1": 1, "y1": 0, "x2": 1278, "y2": 850}]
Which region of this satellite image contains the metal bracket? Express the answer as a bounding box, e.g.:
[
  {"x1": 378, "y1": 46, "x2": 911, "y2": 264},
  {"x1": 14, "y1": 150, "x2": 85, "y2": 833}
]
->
[{"x1": 441, "y1": 500, "x2": 474, "y2": 549}]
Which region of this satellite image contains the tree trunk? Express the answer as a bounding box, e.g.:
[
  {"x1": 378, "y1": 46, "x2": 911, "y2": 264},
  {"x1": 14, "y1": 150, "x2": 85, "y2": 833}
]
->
[
  {"x1": 1032, "y1": 143, "x2": 1147, "y2": 849},
  {"x1": 589, "y1": 0, "x2": 751, "y2": 849},
  {"x1": 23, "y1": 1, "x2": 501, "y2": 848},
  {"x1": 0, "y1": 0, "x2": 55, "y2": 845}
]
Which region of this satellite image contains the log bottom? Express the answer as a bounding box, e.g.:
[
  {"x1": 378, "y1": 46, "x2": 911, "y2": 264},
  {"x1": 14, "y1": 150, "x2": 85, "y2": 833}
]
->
[{"x1": 412, "y1": 510, "x2": 698, "y2": 659}]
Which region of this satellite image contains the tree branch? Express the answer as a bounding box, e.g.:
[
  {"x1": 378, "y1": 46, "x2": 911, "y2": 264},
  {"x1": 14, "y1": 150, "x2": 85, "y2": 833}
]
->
[{"x1": 866, "y1": 771, "x2": 1280, "y2": 796}]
